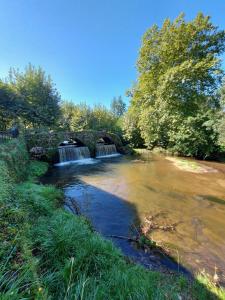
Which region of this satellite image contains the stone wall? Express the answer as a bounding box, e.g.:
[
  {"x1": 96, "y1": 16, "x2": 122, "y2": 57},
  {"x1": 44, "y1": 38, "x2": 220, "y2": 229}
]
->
[{"x1": 24, "y1": 130, "x2": 125, "y2": 161}]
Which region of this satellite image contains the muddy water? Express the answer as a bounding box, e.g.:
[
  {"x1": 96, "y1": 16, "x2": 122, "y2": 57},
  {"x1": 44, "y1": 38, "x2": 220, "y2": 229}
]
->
[{"x1": 43, "y1": 154, "x2": 225, "y2": 280}]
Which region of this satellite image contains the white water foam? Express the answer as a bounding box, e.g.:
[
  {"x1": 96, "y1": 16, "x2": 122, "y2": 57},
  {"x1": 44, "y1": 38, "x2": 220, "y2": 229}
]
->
[
  {"x1": 54, "y1": 158, "x2": 99, "y2": 167},
  {"x1": 96, "y1": 153, "x2": 121, "y2": 159}
]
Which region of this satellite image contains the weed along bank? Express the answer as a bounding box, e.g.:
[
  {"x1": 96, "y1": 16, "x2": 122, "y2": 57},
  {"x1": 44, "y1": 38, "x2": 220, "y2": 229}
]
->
[
  {"x1": 1, "y1": 7, "x2": 225, "y2": 299},
  {"x1": 0, "y1": 138, "x2": 224, "y2": 298}
]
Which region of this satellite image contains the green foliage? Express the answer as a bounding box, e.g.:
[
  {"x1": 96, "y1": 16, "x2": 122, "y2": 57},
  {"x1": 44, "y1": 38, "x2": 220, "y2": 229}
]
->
[
  {"x1": 16, "y1": 183, "x2": 63, "y2": 220},
  {"x1": 221, "y1": 80, "x2": 225, "y2": 107},
  {"x1": 9, "y1": 64, "x2": 61, "y2": 127},
  {"x1": 0, "y1": 161, "x2": 21, "y2": 261},
  {"x1": 0, "y1": 136, "x2": 224, "y2": 299},
  {"x1": 29, "y1": 209, "x2": 224, "y2": 299},
  {"x1": 60, "y1": 101, "x2": 92, "y2": 131},
  {"x1": 122, "y1": 107, "x2": 144, "y2": 147},
  {"x1": 0, "y1": 141, "x2": 59, "y2": 298},
  {"x1": 110, "y1": 96, "x2": 126, "y2": 117},
  {"x1": 0, "y1": 81, "x2": 29, "y2": 130},
  {"x1": 0, "y1": 138, "x2": 29, "y2": 182},
  {"x1": 129, "y1": 13, "x2": 225, "y2": 158},
  {"x1": 60, "y1": 101, "x2": 122, "y2": 135},
  {"x1": 0, "y1": 262, "x2": 42, "y2": 300},
  {"x1": 0, "y1": 161, "x2": 29, "y2": 292},
  {"x1": 0, "y1": 161, "x2": 14, "y2": 204},
  {"x1": 28, "y1": 160, "x2": 49, "y2": 180},
  {"x1": 168, "y1": 112, "x2": 219, "y2": 158},
  {"x1": 217, "y1": 82, "x2": 225, "y2": 147},
  {"x1": 90, "y1": 104, "x2": 120, "y2": 132},
  {"x1": 0, "y1": 64, "x2": 61, "y2": 130}
]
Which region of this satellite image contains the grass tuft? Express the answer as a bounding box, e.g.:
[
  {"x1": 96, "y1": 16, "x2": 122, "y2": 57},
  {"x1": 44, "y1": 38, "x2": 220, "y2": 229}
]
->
[{"x1": 0, "y1": 139, "x2": 225, "y2": 299}]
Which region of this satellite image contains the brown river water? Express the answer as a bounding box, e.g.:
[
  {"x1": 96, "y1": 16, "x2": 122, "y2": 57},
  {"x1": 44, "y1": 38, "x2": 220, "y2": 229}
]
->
[{"x1": 43, "y1": 153, "x2": 225, "y2": 282}]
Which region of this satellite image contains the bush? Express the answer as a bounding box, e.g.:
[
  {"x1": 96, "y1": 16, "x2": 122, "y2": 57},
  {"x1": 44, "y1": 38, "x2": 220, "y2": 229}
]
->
[
  {"x1": 28, "y1": 160, "x2": 49, "y2": 180},
  {"x1": 0, "y1": 160, "x2": 22, "y2": 260},
  {"x1": 0, "y1": 160, "x2": 14, "y2": 204},
  {"x1": 168, "y1": 113, "x2": 219, "y2": 159},
  {"x1": 0, "y1": 138, "x2": 29, "y2": 182}
]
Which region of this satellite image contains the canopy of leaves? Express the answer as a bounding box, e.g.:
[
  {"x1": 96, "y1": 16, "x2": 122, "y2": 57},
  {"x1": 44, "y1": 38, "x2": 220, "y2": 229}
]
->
[
  {"x1": 5, "y1": 64, "x2": 61, "y2": 128},
  {"x1": 110, "y1": 96, "x2": 126, "y2": 117},
  {"x1": 216, "y1": 81, "x2": 225, "y2": 147},
  {"x1": 60, "y1": 101, "x2": 122, "y2": 135},
  {"x1": 129, "y1": 13, "x2": 225, "y2": 158},
  {"x1": 0, "y1": 81, "x2": 26, "y2": 130},
  {"x1": 122, "y1": 107, "x2": 144, "y2": 147}
]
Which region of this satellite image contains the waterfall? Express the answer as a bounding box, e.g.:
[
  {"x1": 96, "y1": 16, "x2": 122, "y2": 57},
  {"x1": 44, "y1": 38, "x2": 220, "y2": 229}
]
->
[
  {"x1": 58, "y1": 145, "x2": 90, "y2": 163},
  {"x1": 96, "y1": 144, "x2": 119, "y2": 158}
]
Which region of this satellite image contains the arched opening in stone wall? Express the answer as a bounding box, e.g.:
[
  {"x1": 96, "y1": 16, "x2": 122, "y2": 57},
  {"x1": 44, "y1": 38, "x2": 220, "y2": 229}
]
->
[
  {"x1": 59, "y1": 138, "x2": 85, "y2": 147},
  {"x1": 96, "y1": 136, "x2": 119, "y2": 158},
  {"x1": 96, "y1": 136, "x2": 114, "y2": 145},
  {"x1": 58, "y1": 138, "x2": 90, "y2": 163}
]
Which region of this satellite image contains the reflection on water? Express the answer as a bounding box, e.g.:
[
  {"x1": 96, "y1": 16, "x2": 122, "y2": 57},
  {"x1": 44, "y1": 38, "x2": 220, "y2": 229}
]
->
[{"x1": 43, "y1": 154, "x2": 225, "y2": 280}]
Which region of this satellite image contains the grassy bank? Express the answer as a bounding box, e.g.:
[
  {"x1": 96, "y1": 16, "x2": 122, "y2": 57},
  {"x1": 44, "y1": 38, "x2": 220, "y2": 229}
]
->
[{"x1": 0, "y1": 140, "x2": 225, "y2": 299}]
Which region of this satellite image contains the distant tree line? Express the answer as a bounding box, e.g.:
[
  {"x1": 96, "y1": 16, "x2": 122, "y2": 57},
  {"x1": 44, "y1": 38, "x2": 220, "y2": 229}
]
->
[
  {"x1": 0, "y1": 65, "x2": 126, "y2": 136},
  {"x1": 60, "y1": 96, "x2": 126, "y2": 135}
]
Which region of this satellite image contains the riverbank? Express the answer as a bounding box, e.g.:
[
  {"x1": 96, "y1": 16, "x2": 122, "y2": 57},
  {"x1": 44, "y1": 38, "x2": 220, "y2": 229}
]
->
[
  {"x1": 0, "y1": 139, "x2": 224, "y2": 299},
  {"x1": 134, "y1": 148, "x2": 219, "y2": 173},
  {"x1": 166, "y1": 157, "x2": 217, "y2": 173}
]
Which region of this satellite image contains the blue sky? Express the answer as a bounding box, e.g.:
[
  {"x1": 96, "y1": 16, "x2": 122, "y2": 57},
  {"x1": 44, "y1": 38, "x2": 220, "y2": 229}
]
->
[{"x1": 0, "y1": 0, "x2": 225, "y2": 107}]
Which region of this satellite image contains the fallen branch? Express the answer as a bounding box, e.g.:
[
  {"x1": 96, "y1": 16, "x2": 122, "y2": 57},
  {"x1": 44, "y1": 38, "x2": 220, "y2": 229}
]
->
[{"x1": 140, "y1": 213, "x2": 178, "y2": 235}]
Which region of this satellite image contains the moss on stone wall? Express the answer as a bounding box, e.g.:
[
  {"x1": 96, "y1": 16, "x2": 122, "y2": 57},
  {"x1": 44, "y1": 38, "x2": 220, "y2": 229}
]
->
[{"x1": 24, "y1": 129, "x2": 125, "y2": 161}]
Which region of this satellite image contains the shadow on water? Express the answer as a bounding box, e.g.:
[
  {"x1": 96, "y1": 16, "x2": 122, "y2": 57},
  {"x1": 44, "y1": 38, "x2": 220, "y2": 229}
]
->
[
  {"x1": 42, "y1": 157, "x2": 221, "y2": 298},
  {"x1": 196, "y1": 195, "x2": 225, "y2": 206}
]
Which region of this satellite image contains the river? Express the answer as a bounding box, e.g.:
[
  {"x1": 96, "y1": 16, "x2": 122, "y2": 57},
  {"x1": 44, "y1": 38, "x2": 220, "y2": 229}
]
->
[{"x1": 43, "y1": 153, "x2": 225, "y2": 282}]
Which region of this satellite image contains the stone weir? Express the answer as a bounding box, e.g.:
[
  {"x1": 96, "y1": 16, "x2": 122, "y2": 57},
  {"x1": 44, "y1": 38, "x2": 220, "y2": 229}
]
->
[{"x1": 24, "y1": 130, "x2": 125, "y2": 162}]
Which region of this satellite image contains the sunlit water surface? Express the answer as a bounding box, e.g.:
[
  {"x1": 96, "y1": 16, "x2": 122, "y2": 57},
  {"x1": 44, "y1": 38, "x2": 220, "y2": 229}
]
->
[{"x1": 43, "y1": 154, "x2": 225, "y2": 280}]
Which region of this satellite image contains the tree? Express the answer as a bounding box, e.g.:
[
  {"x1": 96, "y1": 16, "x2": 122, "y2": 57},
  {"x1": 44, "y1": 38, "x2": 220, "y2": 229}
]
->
[
  {"x1": 130, "y1": 13, "x2": 225, "y2": 158},
  {"x1": 60, "y1": 101, "x2": 92, "y2": 131},
  {"x1": 217, "y1": 81, "x2": 225, "y2": 147},
  {"x1": 90, "y1": 104, "x2": 118, "y2": 132},
  {"x1": 122, "y1": 107, "x2": 144, "y2": 147},
  {"x1": 60, "y1": 101, "x2": 122, "y2": 134},
  {"x1": 110, "y1": 96, "x2": 126, "y2": 117},
  {"x1": 8, "y1": 64, "x2": 61, "y2": 128},
  {"x1": 0, "y1": 81, "x2": 33, "y2": 130}
]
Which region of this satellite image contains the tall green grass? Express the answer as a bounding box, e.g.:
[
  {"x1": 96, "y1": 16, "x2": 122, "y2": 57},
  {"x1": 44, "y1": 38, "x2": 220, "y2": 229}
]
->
[{"x1": 0, "y1": 139, "x2": 224, "y2": 299}]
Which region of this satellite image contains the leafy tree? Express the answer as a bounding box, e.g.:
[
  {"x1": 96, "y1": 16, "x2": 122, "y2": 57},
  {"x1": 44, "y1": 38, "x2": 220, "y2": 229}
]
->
[
  {"x1": 0, "y1": 81, "x2": 33, "y2": 130},
  {"x1": 130, "y1": 13, "x2": 225, "y2": 158},
  {"x1": 110, "y1": 96, "x2": 126, "y2": 117},
  {"x1": 90, "y1": 104, "x2": 118, "y2": 132},
  {"x1": 60, "y1": 101, "x2": 122, "y2": 134},
  {"x1": 217, "y1": 81, "x2": 225, "y2": 147},
  {"x1": 8, "y1": 64, "x2": 61, "y2": 128},
  {"x1": 0, "y1": 81, "x2": 19, "y2": 129},
  {"x1": 122, "y1": 107, "x2": 144, "y2": 147},
  {"x1": 60, "y1": 101, "x2": 92, "y2": 131}
]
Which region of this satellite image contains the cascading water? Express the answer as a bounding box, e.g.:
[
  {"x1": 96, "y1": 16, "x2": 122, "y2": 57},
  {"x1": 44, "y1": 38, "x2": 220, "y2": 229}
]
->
[
  {"x1": 58, "y1": 145, "x2": 90, "y2": 163},
  {"x1": 96, "y1": 144, "x2": 119, "y2": 158}
]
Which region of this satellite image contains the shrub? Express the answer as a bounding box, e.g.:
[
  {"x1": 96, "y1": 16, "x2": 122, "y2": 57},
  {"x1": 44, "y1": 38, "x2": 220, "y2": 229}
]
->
[
  {"x1": 28, "y1": 160, "x2": 49, "y2": 180},
  {"x1": 0, "y1": 138, "x2": 29, "y2": 182}
]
